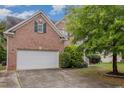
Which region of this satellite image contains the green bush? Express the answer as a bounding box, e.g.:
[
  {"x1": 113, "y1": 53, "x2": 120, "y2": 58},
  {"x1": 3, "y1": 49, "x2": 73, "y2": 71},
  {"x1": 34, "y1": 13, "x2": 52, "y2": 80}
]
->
[
  {"x1": 64, "y1": 45, "x2": 77, "y2": 53},
  {"x1": 87, "y1": 54, "x2": 101, "y2": 64},
  {"x1": 59, "y1": 52, "x2": 71, "y2": 68},
  {"x1": 60, "y1": 46, "x2": 84, "y2": 68},
  {"x1": 0, "y1": 47, "x2": 6, "y2": 64}
]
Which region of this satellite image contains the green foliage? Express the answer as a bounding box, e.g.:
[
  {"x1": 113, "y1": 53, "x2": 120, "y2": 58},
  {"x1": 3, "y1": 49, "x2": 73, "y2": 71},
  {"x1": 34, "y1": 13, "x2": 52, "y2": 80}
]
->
[
  {"x1": 0, "y1": 64, "x2": 5, "y2": 70},
  {"x1": 0, "y1": 47, "x2": 6, "y2": 63},
  {"x1": 0, "y1": 21, "x2": 6, "y2": 47},
  {"x1": 59, "y1": 52, "x2": 71, "y2": 68},
  {"x1": 0, "y1": 21, "x2": 6, "y2": 63},
  {"x1": 66, "y1": 6, "x2": 124, "y2": 73},
  {"x1": 64, "y1": 45, "x2": 77, "y2": 53},
  {"x1": 0, "y1": 21, "x2": 5, "y2": 33},
  {"x1": 66, "y1": 6, "x2": 124, "y2": 54},
  {"x1": 60, "y1": 46, "x2": 84, "y2": 68},
  {"x1": 87, "y1": 54, "x2": 101, "y2": 64}
]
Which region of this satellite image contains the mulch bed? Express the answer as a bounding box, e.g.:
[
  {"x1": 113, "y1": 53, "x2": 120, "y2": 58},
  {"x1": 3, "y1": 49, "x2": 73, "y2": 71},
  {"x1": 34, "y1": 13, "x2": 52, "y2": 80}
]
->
[{"x1": 105, "y1": 72, "x2": 124, "y2": 78}]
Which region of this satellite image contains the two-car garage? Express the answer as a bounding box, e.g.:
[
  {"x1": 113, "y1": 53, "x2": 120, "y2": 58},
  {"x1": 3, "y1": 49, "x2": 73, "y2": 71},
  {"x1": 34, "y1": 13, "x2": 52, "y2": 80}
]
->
[{"x1": 16, "y1": 50, "x2": 59, "y2": 70}]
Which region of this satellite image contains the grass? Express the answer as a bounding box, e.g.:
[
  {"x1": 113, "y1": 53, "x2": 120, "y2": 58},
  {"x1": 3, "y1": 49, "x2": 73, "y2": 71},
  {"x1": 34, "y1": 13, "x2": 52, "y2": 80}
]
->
[
  {"x1": 0, "y1": 64, "x2": 6, "y2": 71},
  {"x1": 95, "y1": 62, "x2": 124, "y2": 73},
  {"x1": 75, "y1": 62, "x2": 124, "y2": 87}
]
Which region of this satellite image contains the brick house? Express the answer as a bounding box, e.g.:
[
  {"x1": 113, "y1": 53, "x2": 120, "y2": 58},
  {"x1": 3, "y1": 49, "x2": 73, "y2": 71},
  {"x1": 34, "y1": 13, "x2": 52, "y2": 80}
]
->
[
  {"x1": 55, "y1": 18, "x2": 71, "y2": 46},
  {"x1": 4, "y1": 11, "x2": 66, "y2": 70}
]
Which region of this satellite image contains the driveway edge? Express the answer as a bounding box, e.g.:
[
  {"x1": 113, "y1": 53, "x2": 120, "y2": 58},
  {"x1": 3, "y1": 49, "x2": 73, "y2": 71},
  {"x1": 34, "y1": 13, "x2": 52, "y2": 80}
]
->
[{"x1": 16, "y1": 72, "x2": 22, "y2": 88}]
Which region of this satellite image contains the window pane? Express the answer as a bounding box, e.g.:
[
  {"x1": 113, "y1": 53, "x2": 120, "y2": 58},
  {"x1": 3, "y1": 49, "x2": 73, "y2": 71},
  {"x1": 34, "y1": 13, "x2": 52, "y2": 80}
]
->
[{"x1": 38, "y1": 24, "x2": 43, "y2": 32}]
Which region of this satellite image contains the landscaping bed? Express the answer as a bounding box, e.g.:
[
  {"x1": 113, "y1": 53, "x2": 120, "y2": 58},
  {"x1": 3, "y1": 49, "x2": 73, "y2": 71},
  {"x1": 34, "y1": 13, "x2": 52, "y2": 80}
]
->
[{"x1": 105, "y1": 72, "x2": 124, "y2": 78}]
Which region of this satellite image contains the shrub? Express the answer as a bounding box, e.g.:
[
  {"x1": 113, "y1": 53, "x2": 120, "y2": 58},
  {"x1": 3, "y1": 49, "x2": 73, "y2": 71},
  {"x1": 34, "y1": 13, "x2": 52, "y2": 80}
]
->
[
  {"x1": 64, "y1": 45, "x2": 77, "y2": 53},
  {"x1": 0, "y1": 47, "x2": 6, "y2": 64},
  {"x1": 59, "y1": 52, "x2": 71, "y2": 68},
  {"x1": 60, "y1": 45, "x2": 84, "y2": 68},
  {"x1": 71, "y1": 52, "x2": 83, "y2": 68},
  {"x1": 87, "y1": 54, "x2": 101, "y2": 64},
  {"x1": 1, "y1": 61, "x2": 6, "y2": 66}
]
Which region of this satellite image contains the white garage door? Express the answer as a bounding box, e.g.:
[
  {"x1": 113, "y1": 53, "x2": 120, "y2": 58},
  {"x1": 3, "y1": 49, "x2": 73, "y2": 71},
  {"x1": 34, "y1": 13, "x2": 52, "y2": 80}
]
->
[{"x1": 17, "y1": 50, "x2": 59, "y2": 70}]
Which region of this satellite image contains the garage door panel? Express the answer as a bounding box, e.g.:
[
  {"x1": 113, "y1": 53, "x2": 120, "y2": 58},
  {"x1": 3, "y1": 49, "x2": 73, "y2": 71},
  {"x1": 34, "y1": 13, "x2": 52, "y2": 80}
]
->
[{"x1": 17, "y1": 50, "x2": 59, "y2": 70}]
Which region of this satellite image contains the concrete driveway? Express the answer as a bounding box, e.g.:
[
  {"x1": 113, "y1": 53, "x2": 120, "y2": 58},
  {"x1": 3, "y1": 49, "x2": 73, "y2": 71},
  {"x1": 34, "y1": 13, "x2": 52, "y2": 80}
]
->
[
  {"x1": 0, "y1": 71, "x2": 20, "y2": 88},
  {"x1": 17, "y1": 69, "x2": 112, "y2": 88},
  {"x1": 0, "y1": 69, "x2": 114, "y2": 88}
]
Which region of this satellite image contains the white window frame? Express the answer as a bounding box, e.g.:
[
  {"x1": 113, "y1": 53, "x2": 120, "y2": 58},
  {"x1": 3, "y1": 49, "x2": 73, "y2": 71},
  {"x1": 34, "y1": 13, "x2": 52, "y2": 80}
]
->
[{"x1": 37, "y1": 23, "x2": 44, "y2": 33}]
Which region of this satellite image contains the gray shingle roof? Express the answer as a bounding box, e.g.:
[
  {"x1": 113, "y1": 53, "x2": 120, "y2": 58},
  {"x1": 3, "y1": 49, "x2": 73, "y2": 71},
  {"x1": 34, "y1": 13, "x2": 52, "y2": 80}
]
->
[{"x1": 6, "y1": 16, "x2": 24, "y2": 30}]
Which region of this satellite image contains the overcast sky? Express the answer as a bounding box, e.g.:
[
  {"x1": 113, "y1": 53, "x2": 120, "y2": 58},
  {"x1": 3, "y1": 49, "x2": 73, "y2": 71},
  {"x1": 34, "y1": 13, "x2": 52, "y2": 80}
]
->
[{"x1": 0, "y1": 5, "x2": 66, "y2": 21}]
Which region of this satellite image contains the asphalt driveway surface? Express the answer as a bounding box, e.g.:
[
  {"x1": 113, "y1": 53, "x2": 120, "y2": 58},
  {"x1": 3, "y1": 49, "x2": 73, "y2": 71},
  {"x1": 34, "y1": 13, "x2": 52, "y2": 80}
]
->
[{"x1": 17, "y1": 69, "x2": 112, "y2": 88}]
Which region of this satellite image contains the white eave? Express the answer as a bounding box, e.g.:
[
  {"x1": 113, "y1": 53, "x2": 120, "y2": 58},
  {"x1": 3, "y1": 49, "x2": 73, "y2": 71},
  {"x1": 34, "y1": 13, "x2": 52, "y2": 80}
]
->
[{"x1": 4, "y1": 32, "x2": 14, "y2": 35}]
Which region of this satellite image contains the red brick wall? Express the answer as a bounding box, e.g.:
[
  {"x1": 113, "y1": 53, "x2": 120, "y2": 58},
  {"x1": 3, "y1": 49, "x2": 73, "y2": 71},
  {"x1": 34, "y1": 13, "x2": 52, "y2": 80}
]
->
[
  {"x1": 55, "y1": 19, "x2": 70, "y2": 47},
  {"x1": 55, "y1": 19, "x2": 65, "y2": 30},
  {"x1": 7, "y1": 14, "x2": 64, "y2": 70}
]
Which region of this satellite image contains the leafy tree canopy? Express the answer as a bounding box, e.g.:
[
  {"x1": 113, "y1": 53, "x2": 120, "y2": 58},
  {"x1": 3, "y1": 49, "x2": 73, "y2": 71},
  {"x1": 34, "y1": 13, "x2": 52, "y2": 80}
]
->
[
  {"x1": 0, "y1": 21, "x2": 6, "y2": 62},
  {"x1": 66, "y1": 6, "x2": 124, "y2": 55},
  {"x1": 0, "y1": 21, "x2": 6, "y2": 49}
]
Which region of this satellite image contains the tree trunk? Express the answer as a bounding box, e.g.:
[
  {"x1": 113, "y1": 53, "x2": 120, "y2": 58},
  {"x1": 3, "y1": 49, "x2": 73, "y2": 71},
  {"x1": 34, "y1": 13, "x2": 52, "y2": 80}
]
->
[
  {"x1": 112, "y1": 52, "x2": 118, "y2": 74},
  {"x1": 121, "y1": 55, "x2": 124, "y2": 62}
]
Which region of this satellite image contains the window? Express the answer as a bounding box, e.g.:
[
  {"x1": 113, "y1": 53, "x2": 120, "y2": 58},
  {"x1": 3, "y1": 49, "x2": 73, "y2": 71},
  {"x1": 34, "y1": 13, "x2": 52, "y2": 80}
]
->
[
  {"x1": 34, "y1": 21, "x2": 46, "y2": 33},
  {"x1": 37, "y1": 23, "x2": 43, "y2": 32}
]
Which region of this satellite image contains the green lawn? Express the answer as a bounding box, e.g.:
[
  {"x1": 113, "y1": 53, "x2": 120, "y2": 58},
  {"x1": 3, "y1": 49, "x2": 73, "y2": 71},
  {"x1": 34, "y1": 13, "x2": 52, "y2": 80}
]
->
[
  {"x1": 95, "y1": 62, "x2": 124, "y2": 72},
  {"x1": 0, "y1": 64, "x2": 6, "y2": 71},
  {"x1": 75, "y1": 62, "x2": 124, "y2": 87}
]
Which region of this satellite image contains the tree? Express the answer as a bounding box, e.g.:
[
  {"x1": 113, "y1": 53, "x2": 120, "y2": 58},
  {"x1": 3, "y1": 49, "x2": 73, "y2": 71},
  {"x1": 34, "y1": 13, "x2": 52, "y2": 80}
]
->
[
  {"x1": 66, "y1": 5, "x2": 124, "y2": 74},
  {"x1": 0, "y1": 21, "x2": 6, "y2": 63},
  {"x1": 121, "y1": 52, "x2": 124, "y2": 62},
  {"x1": 0, "y1": 21, "x2": 6, "y2": 48}
]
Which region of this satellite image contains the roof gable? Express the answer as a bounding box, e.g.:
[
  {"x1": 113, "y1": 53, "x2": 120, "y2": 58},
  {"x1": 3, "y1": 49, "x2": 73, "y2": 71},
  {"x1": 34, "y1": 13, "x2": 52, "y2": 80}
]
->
[{"x1": 4, "y1": 11, "x2": 65, "y2": 39}]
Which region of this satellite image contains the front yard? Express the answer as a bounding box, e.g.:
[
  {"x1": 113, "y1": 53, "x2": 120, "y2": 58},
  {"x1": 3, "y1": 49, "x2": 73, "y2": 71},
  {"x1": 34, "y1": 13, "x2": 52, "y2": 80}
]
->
[
  {"x1": 0, "y1": 62, "x2": 124, "y2": 87},
  {"x1": 74, "y1": 62, "x2": 124, "y2": 87},
  {"x1": 0, "y1": 64, "x2": 5, "y2": 71}
]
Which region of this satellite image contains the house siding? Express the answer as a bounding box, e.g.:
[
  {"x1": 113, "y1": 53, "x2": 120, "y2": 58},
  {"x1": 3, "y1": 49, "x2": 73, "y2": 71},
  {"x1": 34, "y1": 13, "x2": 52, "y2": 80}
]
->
[{"x1": 7, "y1": 14, "x2": 64, "y2": 70}]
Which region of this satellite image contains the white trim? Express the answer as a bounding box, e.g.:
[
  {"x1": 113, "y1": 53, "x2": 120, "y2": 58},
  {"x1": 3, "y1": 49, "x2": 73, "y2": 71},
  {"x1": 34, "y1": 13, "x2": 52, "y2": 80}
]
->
[
  {"x1": 4, "y1": 32, "x2": 14, "y2": 35},
  {"x1": 6, "y1": 36, "x2": 8, "y2": 70},
  {"x1": 37, "y1": 23, "x2": 44, "y2": 33},
  {"x1": 40, "y1": 11, "x2": 64, "y2": 38}
]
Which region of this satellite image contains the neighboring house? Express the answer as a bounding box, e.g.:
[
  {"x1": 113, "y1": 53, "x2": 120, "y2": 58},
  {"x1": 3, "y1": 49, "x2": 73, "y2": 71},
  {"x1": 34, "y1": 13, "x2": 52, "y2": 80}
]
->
[
  {"x1": 4, "y1": 11, "x2": 66, "y2": 70},
  {"x1": 101, "y1": 54, "x2": 122, "y2": 62},
  {"x1": 57, "y1": 18, "x2": 122, "y2": 63},
  {"x1": 55, "y1": 18, "x2": 71, "y2": 46}
]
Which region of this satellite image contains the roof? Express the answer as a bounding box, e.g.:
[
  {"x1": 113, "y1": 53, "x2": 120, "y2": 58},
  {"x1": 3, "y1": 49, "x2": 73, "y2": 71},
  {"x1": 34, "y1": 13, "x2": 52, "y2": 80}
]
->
[
  {"x1": 4, "y1": 11, "x2": 65, "y2": 39},
  {"x1": 55, "y1": 17, "x2": 65, "y2": 26},
  {"x1": 6, "y1": 16, "x2": 24, "y2": 30},
  {"x1": 55, "y1": 17, "x2": 70, "y2": 40}
]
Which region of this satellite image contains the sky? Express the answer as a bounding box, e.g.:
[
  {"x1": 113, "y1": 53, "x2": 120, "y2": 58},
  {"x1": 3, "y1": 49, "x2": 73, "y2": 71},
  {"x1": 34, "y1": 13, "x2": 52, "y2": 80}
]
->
[{"x1": 0, "y1": 5, "x2": 66, "y2": 21}]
